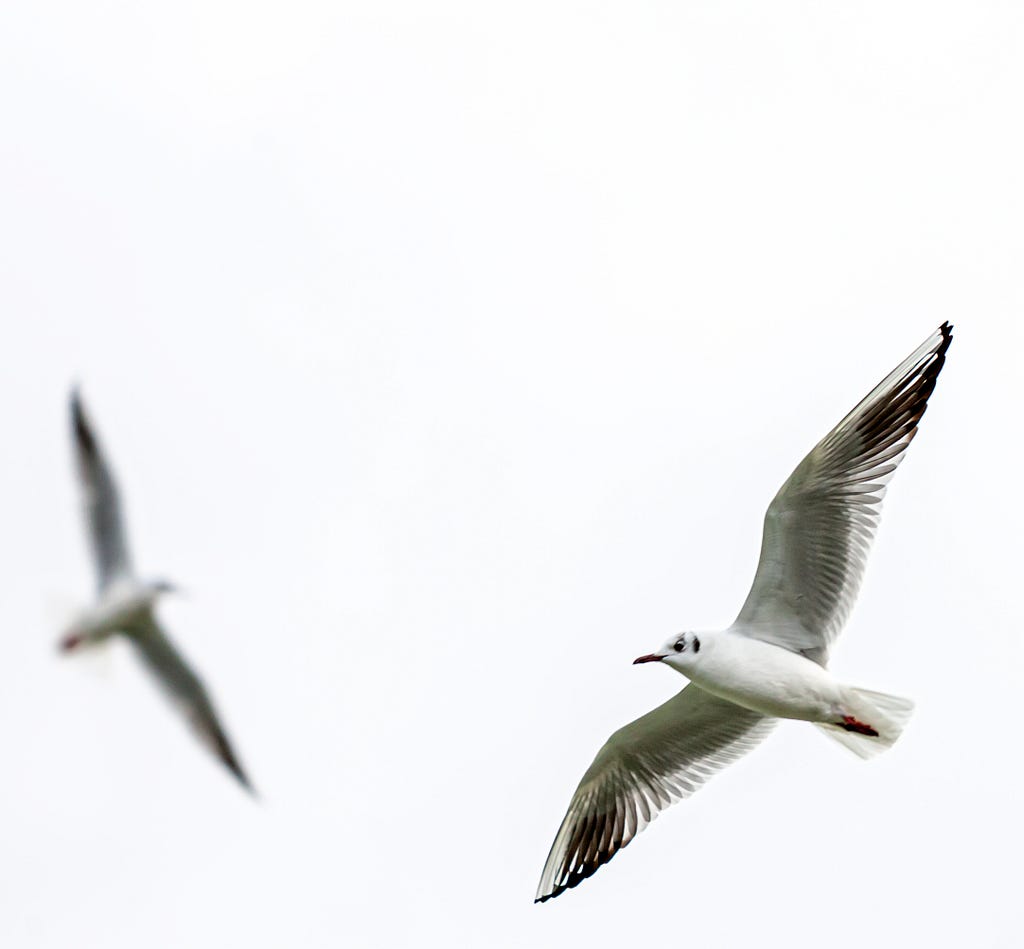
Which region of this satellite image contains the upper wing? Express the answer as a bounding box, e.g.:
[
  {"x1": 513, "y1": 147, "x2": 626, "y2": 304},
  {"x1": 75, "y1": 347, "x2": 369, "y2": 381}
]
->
[
  {"x1": 733, "y1": 322, "x2": 952, "y2": 665},
  {"x1": 126, "y1": 612, "x2": 254, "y2": 793},
  {"x1": 70, "y1": 389, "x2": 133, "y2": 593},
  {"x1": 535, "y1": 685, "x2": 773, "y2": 903}
]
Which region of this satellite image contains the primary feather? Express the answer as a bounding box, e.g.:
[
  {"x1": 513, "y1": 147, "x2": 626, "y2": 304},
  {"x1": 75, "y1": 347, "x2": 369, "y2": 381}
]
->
[{"x1": 734, "y1": 322, "x2": 952, "y2": 664}]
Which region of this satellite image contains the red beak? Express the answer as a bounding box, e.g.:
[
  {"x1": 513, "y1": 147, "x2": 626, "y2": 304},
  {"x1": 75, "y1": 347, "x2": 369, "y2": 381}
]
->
[
  {"x1": 59, "y1": 633, "x2": 84, "y2": 653},
  {"x1": 633, "y1": 653, "x2": 664, "y2": 665}
]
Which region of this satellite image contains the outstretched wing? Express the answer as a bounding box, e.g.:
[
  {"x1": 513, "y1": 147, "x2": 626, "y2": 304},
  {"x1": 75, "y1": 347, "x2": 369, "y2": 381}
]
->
[
  {"x1": 70, "y1": 389, "x2": 133, "y2": 593},
  {"x1": 535, "y1": 685, "x2": 773, "y2": 903},
  {"x1": 126, "y1": 612, "x2": 254, "y2": 793},
  {"x1": 733, "y1": 322, "x2": 952, "y2": 665}
]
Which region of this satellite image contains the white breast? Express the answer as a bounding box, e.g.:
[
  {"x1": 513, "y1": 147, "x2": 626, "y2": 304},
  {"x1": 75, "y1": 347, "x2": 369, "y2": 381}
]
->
[
  {"x1": 85, "y1": 583, "x2": 155, "y2": 637},
  {"x1": 684, "y1": 631, "x2": 842, "y2": 723}
]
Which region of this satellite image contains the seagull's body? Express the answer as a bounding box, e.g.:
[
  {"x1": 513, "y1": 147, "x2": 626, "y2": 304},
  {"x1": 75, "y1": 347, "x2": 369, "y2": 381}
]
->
[
  {"x1": 61, "y1": 390, "x2": 253, "y2": 793},
  {"x1": 536, "y1": 323, "x2": 952, "y2": 903},
  {"x1": 664, "y1": 629, "x2": 843, "y2": 723}
]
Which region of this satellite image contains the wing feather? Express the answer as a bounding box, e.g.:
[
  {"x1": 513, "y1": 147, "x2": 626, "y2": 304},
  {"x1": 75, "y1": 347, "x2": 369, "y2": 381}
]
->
[
  {"x1": 733, "y1": 323, "x2": 952, "y2": 665},
  {"x1": 535, "y1": 686, "x2": 773, "y2": 902},
  {"x1": 126, "y1": 612, "x2": 254, "y2": 793},
  {"x1": 70, "y1": 390, "x2": 133, "y2": 593}
]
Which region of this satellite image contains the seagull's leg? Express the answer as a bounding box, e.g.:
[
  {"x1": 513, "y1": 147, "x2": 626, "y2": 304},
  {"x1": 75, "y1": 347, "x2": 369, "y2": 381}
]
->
[{"x1": 837, "y1": 715, "x2": 879, "y2": 737}]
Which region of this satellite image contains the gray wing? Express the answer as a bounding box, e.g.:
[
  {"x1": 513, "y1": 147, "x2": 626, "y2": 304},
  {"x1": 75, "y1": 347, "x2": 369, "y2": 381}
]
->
[
  {"x1": 535, "y1": 685, "x2": 774, "y2": 903},
  {"x1": 733, "y1": 323, "x2": 952, "y2": 665},
  {"x1": 126, "y1": 611, "x2": 253, "y2": 793},
  {"x1": 70, "y1": 389, "x2": 133, "y2": 593}
]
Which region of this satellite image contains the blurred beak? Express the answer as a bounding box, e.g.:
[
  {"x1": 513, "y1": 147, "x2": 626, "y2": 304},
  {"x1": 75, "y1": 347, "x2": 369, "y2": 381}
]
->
[
  {"x1": 633, "y1": 653, "x2": 665, "y2": 665},
  {"x1": 58, "y1": 633, "x2": 83, "y2": 653}
]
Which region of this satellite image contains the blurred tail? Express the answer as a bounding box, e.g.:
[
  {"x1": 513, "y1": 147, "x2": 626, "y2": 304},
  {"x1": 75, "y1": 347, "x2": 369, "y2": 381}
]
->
[{"x1": 815, "y1": 687, "x2": 914, "y2": 759}]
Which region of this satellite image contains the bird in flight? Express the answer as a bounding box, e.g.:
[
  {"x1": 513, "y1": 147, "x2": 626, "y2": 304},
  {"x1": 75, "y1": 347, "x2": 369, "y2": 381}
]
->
[
  {"x1": 60, "y1": 388, "x2": 254, "y2": 793},
  {"x1": 536, "y1": 323, "x2": 952, "y2": 903}
]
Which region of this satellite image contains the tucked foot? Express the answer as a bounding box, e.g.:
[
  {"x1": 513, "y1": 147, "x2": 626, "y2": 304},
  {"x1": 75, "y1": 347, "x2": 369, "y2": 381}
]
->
[{"x1": 838, "y1": 715, "x2": 879, "y2": 737}]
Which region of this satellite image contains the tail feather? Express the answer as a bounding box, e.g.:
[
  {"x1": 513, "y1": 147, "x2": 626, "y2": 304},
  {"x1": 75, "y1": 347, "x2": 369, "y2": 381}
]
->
[{"x1": 815, "y1": 687, "x2": 914, "y2": 759}]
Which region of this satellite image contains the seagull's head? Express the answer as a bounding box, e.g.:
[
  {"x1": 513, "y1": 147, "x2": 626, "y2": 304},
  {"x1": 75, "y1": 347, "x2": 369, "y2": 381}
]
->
[
  {"x1": 57, "y1": 606, "x2": 125, "y2": 652},
  {"x1": 633, "y1": 632, "x2": 702, "y2": 673},
  {"x1": 57, "y1": 584, "x2": 161, "y2": 654},
  {"x1": 57, "y1": 615, "x2": 102, "y2": 653}
]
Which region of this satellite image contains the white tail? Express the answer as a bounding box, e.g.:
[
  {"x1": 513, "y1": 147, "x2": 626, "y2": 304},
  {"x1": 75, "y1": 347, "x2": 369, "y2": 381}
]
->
[{"x1": 815, "y1": 687, "x2": 915, "y2": 759}]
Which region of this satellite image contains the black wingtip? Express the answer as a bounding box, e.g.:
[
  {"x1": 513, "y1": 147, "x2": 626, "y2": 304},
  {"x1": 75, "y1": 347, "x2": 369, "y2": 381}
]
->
[
  {"x1": 69, "y1": 387, "x2": 96, "y2": 454},
  {"x1": 212, "y1": 727, "x2": 257, "y2": 798},
  {"x1": 69, "y1": 385, "x2": 82, "y2": 422},
  {"x1": 235, "y1": 772, "x2": 259, "y2": 799},
  {"x1": 218, "y1": 744, "x2": 257, "y2": 797},
  {"x1": 927, "y1": 322, "x2": 954, "y2": 384}
]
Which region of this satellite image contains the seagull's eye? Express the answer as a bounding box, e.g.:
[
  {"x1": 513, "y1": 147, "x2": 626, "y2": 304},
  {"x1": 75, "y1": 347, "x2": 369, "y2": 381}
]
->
[{"x1": 673, "y1": 638, "x2": 686, "y2": 653}]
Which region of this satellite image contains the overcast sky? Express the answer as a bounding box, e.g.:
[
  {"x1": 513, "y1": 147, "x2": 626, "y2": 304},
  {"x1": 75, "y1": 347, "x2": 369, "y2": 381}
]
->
[{"x1": 1, "y1": 2, "x2": 1022, "y2": 947}]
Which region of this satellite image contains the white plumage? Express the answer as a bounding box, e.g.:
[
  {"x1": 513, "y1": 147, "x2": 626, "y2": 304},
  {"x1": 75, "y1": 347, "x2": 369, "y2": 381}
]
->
[
  {"x1": 536, "y1": 322, "x2": 951, "y2": 903},
  {"x1": 60, "y1": 389, "x2": 253, "y2": 793}
]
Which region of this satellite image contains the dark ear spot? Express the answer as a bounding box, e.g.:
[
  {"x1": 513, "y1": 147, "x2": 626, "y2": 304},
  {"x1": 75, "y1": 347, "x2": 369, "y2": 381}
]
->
[{"x1": 692, "y1": 636, "x2": 700, "y2": 653}]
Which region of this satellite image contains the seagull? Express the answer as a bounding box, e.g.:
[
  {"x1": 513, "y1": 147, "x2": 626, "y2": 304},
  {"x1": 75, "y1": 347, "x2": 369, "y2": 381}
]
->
[
  {"x1": 535, "y1": 322, "x2": 952, "y2": 903},
  {"x1": 60, "y1": 388, "x2": 254, "y2": 793}
]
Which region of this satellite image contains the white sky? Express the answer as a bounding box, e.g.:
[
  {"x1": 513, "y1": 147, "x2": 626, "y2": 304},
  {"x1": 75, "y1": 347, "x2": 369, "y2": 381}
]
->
[{"x1": 1, "y1": 2, "x2": 1022, "y2": 947}]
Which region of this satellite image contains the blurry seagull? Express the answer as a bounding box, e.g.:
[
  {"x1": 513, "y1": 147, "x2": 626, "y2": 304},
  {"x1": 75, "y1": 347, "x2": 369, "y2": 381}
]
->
[
  {"x1": 536, "y1": 323, "x2": 952, "y2": 902},
  {"x1": 60, "y1": 388, "x2": 253, "y2": 793}
]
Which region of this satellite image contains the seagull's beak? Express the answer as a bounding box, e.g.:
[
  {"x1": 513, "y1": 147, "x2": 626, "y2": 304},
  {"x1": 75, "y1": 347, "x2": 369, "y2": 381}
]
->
[
  {"x1": 633, "y1": 653, "x2": 665, "y2": 665},
  {"x1": 59, "y1": 633, "x2": 84, "y2": 653}
]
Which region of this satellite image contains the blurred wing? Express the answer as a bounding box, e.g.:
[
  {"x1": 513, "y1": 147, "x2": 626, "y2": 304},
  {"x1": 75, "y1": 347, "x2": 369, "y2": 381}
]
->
[
  {"x1": 733, "y1": 322, "x2": 952, "y2": 665},
  {"x1": 535, "y1": 685, "x2": 773, "y2": 903},
  {"x1": 70, "y1": 390, "x2": 133, "y2": 593},
  {"x1": 127, "y1": 612, "x2": 253, "y2": 793}
]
